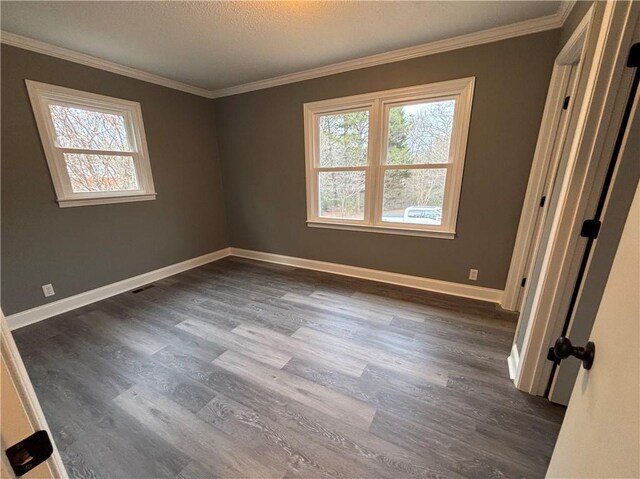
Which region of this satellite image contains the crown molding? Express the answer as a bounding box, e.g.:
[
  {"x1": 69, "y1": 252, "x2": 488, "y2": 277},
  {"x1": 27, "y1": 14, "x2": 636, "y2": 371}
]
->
[
  {"x1": 558, "y1": 0, "x2": 578, "y2": 24},
  {"x1": 208, "y1": 12, "x2": 566, "y2": 98},
  {"x1": 2, "y1": 3, "x2": 573, "y2": 100},
  {"x1": 0, "y1": 31, "x2": 212, "y2": 98}
]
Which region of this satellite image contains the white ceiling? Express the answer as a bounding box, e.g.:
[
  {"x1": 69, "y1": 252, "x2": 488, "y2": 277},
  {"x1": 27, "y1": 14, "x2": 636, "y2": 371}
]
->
[{"x1": 1, "y1": 1, "x2": 564, "y2": 92}]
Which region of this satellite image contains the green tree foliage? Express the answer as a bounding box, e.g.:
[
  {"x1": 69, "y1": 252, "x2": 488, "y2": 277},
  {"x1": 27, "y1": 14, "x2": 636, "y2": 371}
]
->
[
  {"x1": 318, "y1": 111, "x2": 368, "y2": 217},
  {"x1": 383, "y1": 107, "x2": 411, "y2": 212},
  {"x1": 319, "y1": 111, "x2": 369, "y2": 167},
  {"x1": 386, "y1": 107, "x2": 412, "y2": 165},
  {"x1": 318, "y1": 100, "x2": 454, "y2": 221}
]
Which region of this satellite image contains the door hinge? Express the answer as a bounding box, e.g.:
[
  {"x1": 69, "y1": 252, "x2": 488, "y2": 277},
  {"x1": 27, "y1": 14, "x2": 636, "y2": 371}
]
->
[
  {"x1": 521, "y1": 277, "x2": 527, "y2": 287},
  {"x1": 580, "y1": 219, "x2": 601, "y2": 239},
  {"x1": 562, "y1": 96, "x2": 570, "y2": 110},
  {"x1": 539, "y1": 196, "x2": 546, "y2": 207},
  {"x1": 5, "y1": 430, "x2": 53, "y2": 477},
  {"x1": 628, "y1": 43, "x2": 640, "y2": 68}
]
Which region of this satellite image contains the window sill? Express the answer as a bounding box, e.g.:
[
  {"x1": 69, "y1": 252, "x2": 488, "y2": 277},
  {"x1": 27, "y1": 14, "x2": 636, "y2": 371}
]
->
[
  {"x1": 306, "y1": 221, "x2": 455, "y2": 239},
  {"x1": 58, "y1": 193, "x2": 157, "y2": 208}
]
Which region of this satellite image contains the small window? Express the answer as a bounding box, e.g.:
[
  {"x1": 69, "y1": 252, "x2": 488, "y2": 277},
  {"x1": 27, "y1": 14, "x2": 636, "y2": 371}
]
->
[
  {"x1": 26, "y1": 80, "x2": 156, "y2": 207},
  {"x1": 304, "y1": 78, "x2": 474, "y2": 238}
]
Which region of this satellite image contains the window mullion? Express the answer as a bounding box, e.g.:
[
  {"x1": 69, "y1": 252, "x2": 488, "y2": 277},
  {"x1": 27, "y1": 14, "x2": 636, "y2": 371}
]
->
[
  {"x1": 315, "y1": 166, "x2": 368, "y2": 172},
  {"x1": 382, "y1": 162, "x2": 453, "y2": 170},
  {"x1": 367, "y1": 99, "x2": 384, "y2": 226},
  {"x1": 58, "y1": 147, "x2": 135, "y2": 156}
]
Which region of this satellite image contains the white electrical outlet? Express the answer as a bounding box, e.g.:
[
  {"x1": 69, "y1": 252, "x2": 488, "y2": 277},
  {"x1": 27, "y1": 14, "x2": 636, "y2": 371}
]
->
[
  {"x1": 469, "y1": 269, "x2": 478, "y2": 281},
  {"x1": 42, "y1": 283, "x2": 55, "y2": 297}
]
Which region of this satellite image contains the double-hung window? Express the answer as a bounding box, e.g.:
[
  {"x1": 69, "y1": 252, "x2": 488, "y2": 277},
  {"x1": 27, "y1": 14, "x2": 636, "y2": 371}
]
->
[
  {"x1": 304, "y1": 77, "x2": 474, "y2": 238},
  {"x1": 26, "y1": 80, "x2": 156, "y2": 207}
]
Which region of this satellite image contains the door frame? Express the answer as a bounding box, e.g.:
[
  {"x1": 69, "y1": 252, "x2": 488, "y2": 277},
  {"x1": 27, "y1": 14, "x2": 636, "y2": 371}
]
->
[
  {"x1": 502, "y1": 8, "x2": 593, "y2": 313},
  {"x1": 513, "y1": 0, "x2": 640, "y2": 395},
  {"x1": 0, "y1": 313, "x2": 68, "y2": 478},
  {"x1": 549, "y1": 64, "x2": 640, "y2": 404}
]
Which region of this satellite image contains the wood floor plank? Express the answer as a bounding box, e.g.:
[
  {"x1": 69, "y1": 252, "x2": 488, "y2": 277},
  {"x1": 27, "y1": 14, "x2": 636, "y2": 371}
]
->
[
  {"x1": 352, "y1": 291, "x2": 517, "y2": 332},
  {"x1": 206, "y1": 260, "x2": 315, "y2": 295},
  {"x1": 292, "y1": 326, "x2": 449, "y2": 387},
  {"x1": 282, "y1": 358, "x2": 477, "y2": 444},
  {"x1": 20, "y1": 350, "x2": 191, "y2": 479},
  {"x1": 35, "y1": 334, "x2": 133, "y2": 401},
  {"x1": 310, "y1": 290, "x2": 427, "y2": 323},
  {"x1": 255, "y1": 294, "x2": 384, "y2": 337},
  {"x1": 472, "y1": 421, "x2": 559, "y2": 473},
  {"x1": 187, "y1": 266, "x2": 301, "y2": 299},
  {"x1": 141, "y1": 285, "x2": 245, "y2": 330},
  {"x1": 196, "y1": 392, "x2": 374, "y2": 479},
  {"x1": 62, "y1": 423, "x2": 189, "y2": 479},
  {"x1": 446, "y1": 374, "x2": 566, "y2": 422},
  {"x1": 231, "y1": 322, "x2": 367, "y2": 377},
  {"x1": 314, "y1": 314, "x2": 510, "y2": 376},
  {"x1": 175, "y1": 461, "x2": 217, "y2": 479},
  {"x1": 201, "y1": 361, "x2": 455, "y2": 479},
  {"x1": 92, "y1": 340, "x2": 219, "y2": 414},
  {"x1": 78, "y1": 309, "x2": 169, "y2": 355},
  {"x1": 370, "y1": 409, "x2": 541, "y2": 479},
  {"x1": 214, "y1": 350, "x2": 377, "y2": 431},
  {"x1": 190, "y1": 294, "x2": 302, "y2": 335},
  {"x1": 390, "y1": 315, "x2": 514, "y2": 351},
  {"x1": 285, "y1": 355, "x2": 563, "y2": 454},
  {"x1": 283, "y1": 358, "x2": 379, "y2": 405},
  {"x1": 363, "y1": 365, "x2": 562, "y2": 429},
  {"x1": 13, "y1": 257, "x2": 563, "y2": 479},
  {"x1": 79, "y1": 299, "x2": 228, "y2": 365},
  {"x1": 282, "y1": 292, "x2": 394, "y2": 325},
  {"x1": 114, "y1": 384, "x2": 287, "y2": 479},
  {"x1": 175, "y1": 317, "x2": 292, "y2": 368}
]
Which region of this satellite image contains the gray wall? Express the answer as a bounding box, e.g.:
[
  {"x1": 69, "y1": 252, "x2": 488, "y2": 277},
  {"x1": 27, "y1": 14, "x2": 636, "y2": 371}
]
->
[
  {"x1": 1, "y1": 45, "x2": 229, "y2": 315},
  {"x1": 214, "y1": 30, "x2": 560, "y2": 290},
  {"x1": 1, "y1": 28, "x2": 563, "y2": 314}
]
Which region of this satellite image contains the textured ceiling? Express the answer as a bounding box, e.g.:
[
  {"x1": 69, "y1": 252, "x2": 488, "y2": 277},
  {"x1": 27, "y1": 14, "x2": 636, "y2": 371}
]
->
[{"x1": 1, "y1": 1, "x2": 562, "y2": 91}]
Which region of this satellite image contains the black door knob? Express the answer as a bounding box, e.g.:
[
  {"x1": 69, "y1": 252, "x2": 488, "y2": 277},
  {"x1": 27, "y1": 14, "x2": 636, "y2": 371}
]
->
[{"x1": 553, "y1": 337, "x2": 595, "y2": 370}]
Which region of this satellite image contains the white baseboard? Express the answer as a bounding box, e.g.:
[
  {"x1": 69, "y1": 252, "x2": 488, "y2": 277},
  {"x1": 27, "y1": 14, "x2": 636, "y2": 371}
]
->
[
  {"x1": 6, "y1": 248, "x2": 232, "y2": 330},
  {"x1": 230, "y1": 248, "x2": 504, "y2": 303},
  {"x1": 507, "y1": 343, "x2": 520, "y2": 381},
  {"x1": 6, "y1": 246, "x2": 505, "y2": 331}
]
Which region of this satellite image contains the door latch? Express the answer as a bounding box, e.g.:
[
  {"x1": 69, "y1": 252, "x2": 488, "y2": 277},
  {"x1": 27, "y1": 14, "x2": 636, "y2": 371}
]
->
[
  {"x1": 553, "y1": 337, "x2": 596, "y2": 370},
  {"x1": 5, "y1": 430, "x2": 53, "y2": 477}
]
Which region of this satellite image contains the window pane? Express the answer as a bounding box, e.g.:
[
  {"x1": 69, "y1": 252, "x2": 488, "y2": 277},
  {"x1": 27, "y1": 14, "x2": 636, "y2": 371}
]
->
[
  {"x1": 319, "y1": 171, "x2": 365, "y2": 220},
  {"x1": 49, "y1": 104, "x2": 132, "y2": 151},
  {"x1": 63, "y1": 153, "x2": 140, "y2": 193},
  {"x1": 319, "y1": 111, "x2": 369, "y2": 167},
  {"x1": 382, "y1": 168, "x2": 446, "y2": 225},
  {"x1": 386, "y1": 99, "x2": 454, "y2": 165}
]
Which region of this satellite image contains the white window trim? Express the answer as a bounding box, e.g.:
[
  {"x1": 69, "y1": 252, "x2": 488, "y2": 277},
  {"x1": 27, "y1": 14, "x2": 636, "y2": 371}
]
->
[
  {"x1": 25, "y1": 80, "x2": 156, "y2": 208},
  {"x1": 303, "y1": 77, "x2": 475, "y2": 239}
]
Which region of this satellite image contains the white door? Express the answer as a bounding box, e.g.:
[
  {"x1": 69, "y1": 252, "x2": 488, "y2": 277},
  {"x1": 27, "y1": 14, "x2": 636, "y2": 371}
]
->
[
  {"x1": 546, "y1": 183, "x2": 640, "y2": 478},
  {"x1": 515, "y1": 64, "x2": 582, "y2": 311},
  {"x1": 0, "y1": 313, "x2": 67, "y2": 479}
]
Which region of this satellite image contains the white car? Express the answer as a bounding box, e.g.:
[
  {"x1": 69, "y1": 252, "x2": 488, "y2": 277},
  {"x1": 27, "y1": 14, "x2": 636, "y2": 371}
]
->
[{"x1": 403, "y1": 206, "x2": 442, "y2": 225}]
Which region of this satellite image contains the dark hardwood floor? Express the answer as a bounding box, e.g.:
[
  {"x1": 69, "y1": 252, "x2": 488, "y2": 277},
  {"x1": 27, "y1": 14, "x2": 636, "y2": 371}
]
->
[{"x1": 13, "y1": 257, "x2": 565, "y2": 479}]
